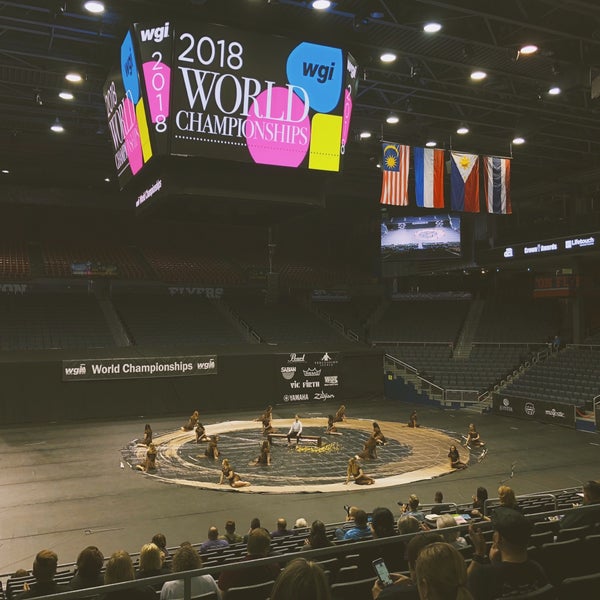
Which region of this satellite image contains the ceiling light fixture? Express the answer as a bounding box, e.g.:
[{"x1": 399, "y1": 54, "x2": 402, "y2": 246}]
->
[
  {"x1": 65, "y1": 72, "x2": 83, "y2": 83},
  {"x1": 456, "y1": 125, "x2": 469, "y2": 135},
  {"x1": 1, "y1": 169, "x2": 9, "y2": 174},
  {"x1": 512, "y1": 136, "x2": 526, "y2": 145},
  {"x1": 425, "y1": 140, "x2": 437, "y2": 147},
  {"x1": 83, "y1": 1, "x2": 105, "y2": 13},
  {"x1": 380, "y1": 52, "x2": 397, "y2": 63},
  {"x1": 59, "y1": 91, "x2": 74, "y2": 100},
  {"x1": 548, "y1": 86, "x2": 561, "y2": 95},
  {"x1": 470, "y1": 70, "x2": 487, "y2": 81},
  {"x1": 311, "y1": 0, "x2": 331, "y2": 10},
  {"x1": 519, "y1": 44, "x2": 538, "y2": 55},
  {"x1": 423, "y1": 22, "x2": 442, "y2": 33},
  {"x1": 104, "y1": 177, "x2": 111, "y2": 182},
  {"x1": 50, "y1": 118, "x2": 64, "y2": 133},
  {"x1": 386, "y1": 113, "x2": 400, "y2": 124},
  {"x1": 359, "y1": 131, "x2": 372, "y2": 139}
]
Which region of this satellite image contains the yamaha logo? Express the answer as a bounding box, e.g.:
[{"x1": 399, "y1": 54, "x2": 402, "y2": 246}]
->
[{"x1": 524, "y1": 402, "x2": 536, "y2": 416}]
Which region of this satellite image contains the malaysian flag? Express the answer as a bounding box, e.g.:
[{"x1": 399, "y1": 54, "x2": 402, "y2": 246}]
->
[{"x1": 380, "y1": 143, "x2": 410, "y2": 206}]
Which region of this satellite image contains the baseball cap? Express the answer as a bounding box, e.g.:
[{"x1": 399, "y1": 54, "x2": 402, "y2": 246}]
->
[{"x1": 492, "y1": 508, "x2": 532, "y2": 546}]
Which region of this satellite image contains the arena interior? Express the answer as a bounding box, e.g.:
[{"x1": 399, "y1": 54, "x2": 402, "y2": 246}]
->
[{"x1": 1, "y1": 1, "x2": 600, "y2": 599}]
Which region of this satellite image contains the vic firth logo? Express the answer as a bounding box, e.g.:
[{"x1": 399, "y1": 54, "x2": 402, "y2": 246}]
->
[{"x1": 140, "y1": 22, "x2": 170, "y2": 43}]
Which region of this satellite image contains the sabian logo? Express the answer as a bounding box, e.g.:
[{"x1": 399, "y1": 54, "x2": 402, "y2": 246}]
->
[{"x1": 281, "y1": 366, "x2": 296, "y2": 380}]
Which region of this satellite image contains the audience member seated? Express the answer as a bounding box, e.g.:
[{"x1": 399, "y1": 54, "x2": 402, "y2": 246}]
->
[
  {"x1": 102, "y1": 550, "x2": 155, "y2": 600},
  {"x1": 467, "y1": 509, "x2": 549, "y2": 600},
  {"x1": 334, "y1": 506, "x2": 359, "y2": 540},
  {"x1": 7, "y1": 569, "x2": 29, "y2": 600},
  {"x1": 16, "y1": 550, "x2": 68, "y2": 599},
  {"x1": 269, "y1": 558, "x2": 330, "y2": 600},
  {"x1": 436, "y1": 515, "x2": 468, "y2": 549},
  {"x1": 470, "y1": 487, "x2": 489, "y2": 517},
  {"x1": 200, "y1": 527, "x2": 229, "y2": 553},
  {"x1": 303, "y1": 520, "x2": 333, "y2": 550},
  {"x1": 152, "y1": 533, "x2": 171, "y2": 560},
  {"x1": 217, "y1": 529, "x2": 280, "y2": 595},
  {"x1": 415, "y1": 542, "x2": 473, "y2": 600},
  {"x1": 243, "y1": 517, "x2": 271, "y2": 543},
  {"x1": 160, "y1": 544, "x2": 220, "y2": 600},
  {"x1": 432, "y1": 491, "x2": 452, "y2": 514},
  {"x1": 341, "y1": 509, "x2": 372, "y2": 541},
  {"x1": 136, "y1": 543, "x2": 170, "y2": 585},
  {"x1": 293, "y1": 518, "x2": 308, "y2": 531},
  {"x1": 397, "y1": 515, "x2": 423, "y2": 536},
  {"x1": 362, "y1": 507, "x2": 406, "y2": 572},
  {"x1": 399, "y1": 494, "x2": 426, "y2": 523},
  {"x1": 372, "y1": 532, "x2": 444, "y2": 600},
  {"x1": 69, "y1": 546, "x2": 105, "y2": 591},
  {"x1": 220, "y1": 520, "x2": 243, "y2": 544},
  {"x1": 270, "y1": 518, "x2": 293, "y2": 538},
  {"x1": 559, "y1": 479, "x2": 600, "y2": 529}
]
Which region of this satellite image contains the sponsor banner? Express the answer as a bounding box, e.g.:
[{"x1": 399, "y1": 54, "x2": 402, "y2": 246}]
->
[
  {"x1": 311, "y1": 289, "x2": 351, "y2": 302},
  {"x1": 492, "y1": 393, "x2": 575, "y2": 427},
  {"x1": 63, "y1": 355, "x2": 217, "y2": 381},
  {"x1": 277, "y1": 352, "x2": 341, "y2": 404},
  {"x1": 71, "y1": 262, "x2": 118, "y2": 277},
  {"x1": 0, "y1": 283, "x2": 27, "y2": 294},
  {"x1": 168, "y1": 286, "x2": 224, "y2": 298}
]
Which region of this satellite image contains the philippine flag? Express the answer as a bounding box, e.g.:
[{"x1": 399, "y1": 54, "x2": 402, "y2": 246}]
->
[
  {"x1": 483, "y1": 156, "x2": 512, "y2": 214},
  {"x1": 380, "y1": 143, "x2": 410, "y2": 206},
  {"x1": 450, "y1": 152, "x2": 480, "y2": 212},
  {"x1": 414, "y1": 147, "x2": 445, "y2": 208}
]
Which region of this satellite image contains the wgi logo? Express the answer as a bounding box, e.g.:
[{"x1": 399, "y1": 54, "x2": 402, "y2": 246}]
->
[
  {"x1": 281, "y1": 366, "x2": 296, "y2": 380},
  {"x1": 524, "y1": 402, "x2": 536, "y2": 416}
]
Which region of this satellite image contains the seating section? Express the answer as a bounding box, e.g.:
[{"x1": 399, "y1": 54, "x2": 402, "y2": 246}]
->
[
  {"x1": 0, "y1": 292, "x2": 114, "y2": 351},
  {"x1": 313, "y1": 296, "x2": 382, "y2": 338},
  {"x1": 0, "y1": 241, "x2": 30, "y2": 280},
  {"x1": 112, "y1": 294, "x2": 245, "y2": 346},
  {"x1": 503, "y1": 347, "x2": 600, "y2": 406},
  {"x1": 224, "y1": 295, "x2": 346, "y2": 344}
]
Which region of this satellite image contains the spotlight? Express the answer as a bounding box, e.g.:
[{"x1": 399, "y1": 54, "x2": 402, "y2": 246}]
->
[
  {"x1": 359, "y1": 131, "x2": 372, "y2": 139},
  {"x1": 425, "y1": 140, "x2": 437, "y2": 147},
  {"x1": 84, "y1": 1, "x2": 105, "y2": 13},
  {"x1": 58, "y1": 91, "x2": 74, "y2": 100},
  {"x1": 470, "y1": 70, "x2": 487, "y2": 81},
  {"x1": 380, "y1": 52, "x2": 397, "y2": 63},
  {"x1": 548, "y1": 86, "x2": 561, "y2": 95},
  {"x1": 512, "y1": 136, "x2": 526, "y2": 145},
  {"x1": 65, "y1": 72, "x2": 83, "y2": 83},
  {"x1": 311, "y1": 0, "x2": 331, "y2": 9},
  {"x1": 386, "y1": 113, "x2": 399, "y2": 124},
  {"x1": 50, "y1": 118, "x2": 64, "y2": 133},
  {"x1": 519, "y1": 44, "x2": 538, "y2": 55},
  {"x1": 456, "y1": 124, "x2": 469, "y2": 135},
  {"x1": 423, "y1": 22, "x2": 442, "y2": 33}
]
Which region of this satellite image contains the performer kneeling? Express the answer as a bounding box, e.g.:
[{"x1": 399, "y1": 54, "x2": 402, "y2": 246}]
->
[
  {"x1": 182, "y1": 410, "x2": 199, "y2": 431},
  {"x1": 142, "y1": 423, "x2": 153, "y2": 446},
  {"x1": 249, "y1": 440, "x2": 271, "y2": 466},
  {"x1": 334, "y1": 404, "x2": 346, "y2": 423},
  {"x1": 136, "y1": 443, "x2": 157, "y2": 472},
  {"x1": 358, "y1": 434, "x2": 379, "y2": 460},
  {"x1": 287, "y1": 414, "x2": 303, "y2": 446},
  {"x1": 200, "y1": 435, "x2": 219, "y2": 460},
  {"x1": 448, "y1": 445, "x2": 468, "y2": 470},
  {"x1": 345, "y1": 456, "x2": 374, "y2": 485},
  {"x1": 408, "y1": 410, "x2": 419, "y2": 428},
  {"x1": 219, "y1": 458, "x2": 251, "y2": 488},
  {"x1": 372, "y1": 421, "x2": 387, "y2": 445},
  {"x1": 195, "y1": 422, "x2": 209, "y2": 443},
  {"x1": 325, "y1": 414, "x2": 339, "y2": 435}
]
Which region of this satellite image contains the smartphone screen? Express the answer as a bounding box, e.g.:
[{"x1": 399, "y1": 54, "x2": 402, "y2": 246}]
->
[{"x1": 373, "y1": 558, "x2": 393, "y2": 587}]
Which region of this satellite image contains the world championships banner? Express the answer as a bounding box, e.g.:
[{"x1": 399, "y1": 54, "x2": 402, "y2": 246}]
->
[
  {"x1": 62, "y1": 355, "x2": 217, "y2": 382},
  {"x1": 277, "y1": 352, "x2": 341, "y2": 404}
]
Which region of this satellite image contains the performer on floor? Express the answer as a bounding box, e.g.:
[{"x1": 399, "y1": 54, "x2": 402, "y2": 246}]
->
[
  {"x1": 333, "y1": 404, "x2": 346, "y2": 423},
  {"x1": 466, "y1": 423, "x2": 485, "y2": 448},
  {"x1": 287, "y1": 414, "x2": 303, "y2": 446},
  {"x1": 202, "y1": 435, "x2": 219, "y2": 460},
  {"x1": 142, "y1": 424, "x2": 153, "y2": 446},
  {"x1": 219, "y1": 458, "x2": 251, "y2": 488},
  {"x1": 325, "y1": 414, "x2": 339, "y2": 435},
  {"x1": 448, "y1": 444, "x2": 468, "y2": 470},
  {"x1": 372, "y1": 421, "x2": 387, "y2": 445},
  {"x1": 181, "y1": 410, "x2": 199, "y2": 431},
  {"x1": 195, "y1": 422, "x2": 209, "y2": 444},
  {"x1": 345, "y1": 456, "x2": 374, "y2": 485},
  {"x1": 358, "y1": 434, "x2": 379, "y2": 460},
  {"x1": 408, "y1": 409, "x2": 419, "y2": 428},
  {"x1": 136, "y1": 443, "x2": 157, "y2": 472},
  {"x1": 249, "y1": 440, "x2": 271, "y2": 466}
]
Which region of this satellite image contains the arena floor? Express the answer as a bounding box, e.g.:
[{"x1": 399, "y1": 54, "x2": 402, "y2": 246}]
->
[{"x1": 1, "y1": 397, "x2": 598, "y2": 576}]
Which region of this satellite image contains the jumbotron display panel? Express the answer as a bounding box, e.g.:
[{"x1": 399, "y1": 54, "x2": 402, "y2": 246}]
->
[
  {"x1": 103, "y1": 20, "x2": 358, "y2": 191},
  {"x1": 381, "y1": 213, "x2": 462, "y2": 260}
]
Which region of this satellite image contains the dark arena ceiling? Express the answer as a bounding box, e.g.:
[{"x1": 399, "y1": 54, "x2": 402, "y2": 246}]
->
[{"x1": 1, "y1": 0, "x2": 600, "y2": 212}]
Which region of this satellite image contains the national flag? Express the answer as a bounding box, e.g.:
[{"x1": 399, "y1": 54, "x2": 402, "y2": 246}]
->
[
  {"x1": 450, "y1": 152, "x2": 480, "y2": 212},
  {"x1": 380, "y1": 143, "x2": 410, "y2": 206},
  {"x1": 483, "y1": 156, "x2": 512, "y2": 214},
  {"x1": 414, "y1": 147, "x2": 445, "y2": 208}
]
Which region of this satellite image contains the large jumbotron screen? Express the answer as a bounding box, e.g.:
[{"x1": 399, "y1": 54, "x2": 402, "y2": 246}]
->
[
  {"x1": 103, "y1": 20, "x2": 358, "y2": 191},
  {"x1": 381, "y1": 213, "x2": 462, "y2": 260}
]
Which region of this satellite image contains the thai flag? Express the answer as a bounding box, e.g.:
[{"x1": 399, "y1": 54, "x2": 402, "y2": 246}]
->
[
  {"x1": 414, "y1": 147, "x2": 445, "y2": 208},
  {"x1": 484, "y1": 156, "x2": 512, "y2": 214},
  {"x1": 380, "y1": 143, "x2": 410, "y2": 206},
  {"x1": 450, "y1": 152, "x2": 480, "y2": 212}
]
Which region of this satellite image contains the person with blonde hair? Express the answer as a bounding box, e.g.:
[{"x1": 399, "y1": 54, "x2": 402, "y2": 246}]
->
[
  {"x1": 270, "y1": 558, "x2": 330, "y2": 600},
  {"x1": 103, "y1": 550, "x2": 155, "y2": 600},
  {"x1": 219, "y1": 458, "x2": 251, "y2": 488},
  {"x1": 345, "y1": 456, "x2": 375, "y2": 485},
  {"x1": 181, "y1": 410, "x2": 199, "y2": 431},
  {"x1": 436, "y1": 515, "x2": 468, "y2": 549},
  {"x1": 497, "y1": 485, "x2": 520, "y2": 511},
  {"x1": 137, "y1": 543, "x2": 169, "y2": 583},
  {"x1": 415, "y1": 542, "x2": 473, "y2": 600}
]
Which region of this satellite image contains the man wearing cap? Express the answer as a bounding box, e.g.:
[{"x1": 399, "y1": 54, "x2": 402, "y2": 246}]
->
[{"x1": 467, "y1": 508, "x2": 549, "y2": 600}]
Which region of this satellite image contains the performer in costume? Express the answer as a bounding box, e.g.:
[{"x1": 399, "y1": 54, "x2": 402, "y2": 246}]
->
[
  {"x1": 372, "y1": 421, "x2": 387, "y2": 445},
  {"x1": 136, "y1": 443, "x2": 157, "y2": 472},
  {"x1": 466, "y1": 423, "x2": 485, "y2": 448},
  {"x1": 249, "y1": 440, "x2": 271, "y2": 466},
  {"x1": 195, "y1": 422, "x2": 209, "y2": 443},
  {"x1": 219, "y1": 458, "x2": 251, "y2": 488},
  {"x1": 408, "y1": 410, "x2": 419, "y2": 428},
  {"x1": 448, "y1": 445, "x2": 467, "y2": 469},
  {"x1": 261, "y1": 414, "x2": 274, "y2": 436},
  {"x1": 333, "y1": 404, "x2": 346, "y2": 423},
  {"x1": 181, "y1": 410, "x2": 199, "y2": 431},
  {"x1": 202, "y1": 435, "x2": 219, "y2": 460},
  {"x1": 325, "y1": 414, "x2": 339, "y2": 434},
  {"x1": 345, "y1": 456, "x2": 374, "y2": 485},
  {"x1": 358, "y1": 434, "x2": 379, "y2": 460},
  {"x1": 142, "y1": 424, "x2": 152, "y2": 446}
]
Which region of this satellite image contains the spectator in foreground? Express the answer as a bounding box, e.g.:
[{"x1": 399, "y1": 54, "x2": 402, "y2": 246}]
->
[
  {"x1": 559, "y1": 479, "x2": 600, "y2": 529},
  {"x1": 102, "y1": 550, "x2": 155, "y2": 600},
  {"x1": 342, "y1": 508, "x2": 372, "y2": 541},
  {"x1": 334, "y1": 505, "x2": 359, "y2": 540},
  {"x1": 436, "y1": 515, "x2": 468, "y2": 549},
  {"x1": 399, "y1": 494, "x2": 426, "y2": 523},
  {"x1": 243, "y1": 517, "x2": 271, "y2": 543},
  {"x1": 217, "y1": 528, "x2": 280, "y2": 594},
  {"x1": 270, "y1": 558, "x2": 330, "y2": 600},
  {"x1": 470, "y1": 487, "x2": 488, "y2": 517},
  {"x1": 303, "y1": 520, "x2": 333, "y2": 550},
  {"x1": 200, "y1": 527, "x2": 229, "y2": 553},
  {"x1": 70, "y1": 545, "x2": 105, "y2": 591},
  {"x1": 137, "y1": 543, "x2": 170, "y2": 585},
  {"x1": 415, "y1": 542, "x2": 473, "y2": 600},
  {"x1": 467, "y1": 509, "x2": 548, "y2": 600},
  {"x1": 220, "y1": 520, "x2": 243, "y2": 544},
  {"x1": 293, "y1": 517, "x2": 308, "y2": 530},
  {"x1": 270, "y1": 518, "x2": 293, "y2": 538},
  {"x1": 362, "y1": 506, "x2": 405, "y2": 572},
  {"x1": 17, "y1": 549, "x2": 68, "y2": 599},
  {"x1": 160, "y1": 544, "x2": 220, "y2": 600}
]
